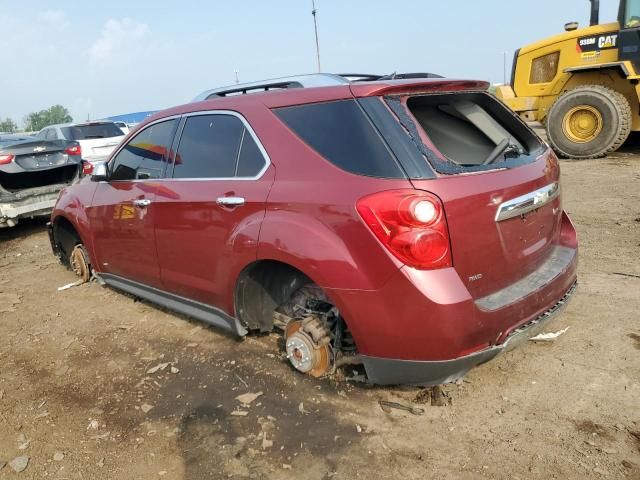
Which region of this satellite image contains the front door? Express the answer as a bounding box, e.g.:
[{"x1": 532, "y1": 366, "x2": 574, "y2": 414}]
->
[
  {"x1": 89, "y1": 118, "x2": 178, "y2": 287},
  {"x1": 153, "y1": 112, "x2": 274, "y2": 311}
]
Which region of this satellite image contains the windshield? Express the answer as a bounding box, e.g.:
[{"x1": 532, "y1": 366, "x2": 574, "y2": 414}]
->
[
  {"x1": 61, "y1": 123, "x2": 124, "y2": 140},
  {"x1": 625, "y1": 0, "x2": 640, "y2": 27}
]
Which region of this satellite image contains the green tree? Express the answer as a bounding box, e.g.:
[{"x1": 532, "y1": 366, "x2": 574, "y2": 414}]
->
[
  {"x1": 24, "y1": 105, "x2": 73, "y2": 132},
  {"x1": 0, "y1": 118, "x2": 18, "y2": 133}
]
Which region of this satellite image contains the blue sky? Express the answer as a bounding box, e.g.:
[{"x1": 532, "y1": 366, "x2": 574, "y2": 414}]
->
[{"x1": 0, "y1": 0, "x2": 620, "y2": 126}]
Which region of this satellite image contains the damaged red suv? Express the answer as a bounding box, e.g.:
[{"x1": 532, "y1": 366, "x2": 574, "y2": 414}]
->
[{"x1": 48, "y1": 73, "x2": 578, "y2": 385}]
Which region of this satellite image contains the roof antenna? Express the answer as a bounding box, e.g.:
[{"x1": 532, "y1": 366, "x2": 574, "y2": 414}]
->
[{"x1": 311, "y1": 0, "x2": 321, "y2": 72}]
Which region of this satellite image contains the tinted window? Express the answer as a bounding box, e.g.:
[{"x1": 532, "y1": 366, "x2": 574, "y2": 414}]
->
[
  {"x1": 110, "y1": 119, "x2": 177, "y2": 181},
  {"x1": 236, "y1": 130, "x2": 266, "y2": 177},
  {"x1": 274, "y1": 100, "x2": 404, "y2": 178},
  {"x1": 173, "y1": 115, "x2": 244, "y2": 179},
  {"x1": 45, "y1": 129, "x2": 57, "y2": 140},
  {"x1": 62, "y1": 123, "x2": 123, "y2": 140}
]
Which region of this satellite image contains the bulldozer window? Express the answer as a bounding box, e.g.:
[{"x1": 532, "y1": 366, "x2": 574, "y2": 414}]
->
[{"x1": 624, "y1": 0, "x2": 640, "y2": 27}]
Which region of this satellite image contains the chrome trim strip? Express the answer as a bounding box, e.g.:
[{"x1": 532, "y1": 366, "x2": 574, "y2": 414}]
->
[
  {"x1": 495, "y1": 182, "x2": 559, "y2": 222},
  {"x1": 216, "y1": 196, "x2": 245, "y2": 206}
]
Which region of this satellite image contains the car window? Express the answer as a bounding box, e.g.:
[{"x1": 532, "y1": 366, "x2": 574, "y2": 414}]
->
[
  {"x1": 45, "y1": 129, "x2": 57, "y2": 141},
  {"x1": 173, "y1": 114, "x2": 245, "y2": 179},
  {"x1": 109, "y1": 119, "x2": 177, "y2": 181},
  {"x1": 63, "y1": 123, "x2": 124, "y2": 140},
  {"x1": 60, "y1": 127, "x2": 72, "y2": 140},
  {"x1": 37, "y1": 129, "x2": 49, "y2": 139},
  {"x1": 236, "y1": 129, "x2": 266, "y2": 177},
  {"x1": 274, "y1": 99, "x2": 404, "y2": 178}
]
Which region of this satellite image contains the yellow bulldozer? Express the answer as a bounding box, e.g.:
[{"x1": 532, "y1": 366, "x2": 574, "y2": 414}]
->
[{"x1": 496, "y1": 0, "x2": 640, "y2": 158}]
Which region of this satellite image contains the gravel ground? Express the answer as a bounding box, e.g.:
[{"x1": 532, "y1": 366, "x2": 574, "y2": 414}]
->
[{"x1": 0, "y1": 150, "x2": 639, "y2": 479}]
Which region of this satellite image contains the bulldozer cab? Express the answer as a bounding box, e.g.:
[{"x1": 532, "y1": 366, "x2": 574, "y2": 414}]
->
[{"x1": 618, "y1": 0, "x2": 640, "y2": 68}]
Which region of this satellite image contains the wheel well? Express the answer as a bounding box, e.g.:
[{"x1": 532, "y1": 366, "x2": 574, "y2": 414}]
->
[
  {"x1": 52, "y1": 216, "x2": 82, "y2": 265},
  {"x1": 235, "y1": 260, "x2": 313, "y2": 333}
]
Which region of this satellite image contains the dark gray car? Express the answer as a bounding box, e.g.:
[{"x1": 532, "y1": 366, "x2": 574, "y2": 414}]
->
[{"x1": 0, "y1": 136, "x2": 83, "y2": 228}]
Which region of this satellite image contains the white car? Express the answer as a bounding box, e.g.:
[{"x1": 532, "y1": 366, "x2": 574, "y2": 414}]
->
[
  {"x1": 112, "y1": 121, "x2": 131, "y2": 135},
  {"x1": 37, "y1": 121, "x2": 125, "y2": 163}
]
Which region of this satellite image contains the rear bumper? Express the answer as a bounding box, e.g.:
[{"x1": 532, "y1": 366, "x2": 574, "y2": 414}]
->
[
  {"x1": 0, "y1": 184, "x2": 65, "y2": 227},
  {"x1": 361, "y1": 282, "x2": 576, "y2": 385},
  {"x1": 326, "y1": 212, "x2": 578, "y2": 385}
]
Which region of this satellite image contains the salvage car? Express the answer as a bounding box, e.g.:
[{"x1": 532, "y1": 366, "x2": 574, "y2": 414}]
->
[
  {"x1": 37, "y1": 121, "x2": 125, "y2": 164},
  {"x1": 48, "y1": 73, "x2": 578, "y2": 385},
  {"x1": 0, "y1": 136, "x2": 83, "y2": 228}
]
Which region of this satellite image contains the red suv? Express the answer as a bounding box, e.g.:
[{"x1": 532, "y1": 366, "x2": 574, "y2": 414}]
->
[{"x1": 48, "y1": 73, "x2": 578, "y2": 385}]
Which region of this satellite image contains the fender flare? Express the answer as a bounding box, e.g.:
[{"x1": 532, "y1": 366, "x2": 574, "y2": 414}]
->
[
  {"x1": 563, "y1": 62, "x2": 630, "y2": 78},
  {"x1": 50, "y1": 198, "x2": 94, "y2": 262},
  {"x1": 256, "y1": 210, "x2": 400, "y2": 291}
]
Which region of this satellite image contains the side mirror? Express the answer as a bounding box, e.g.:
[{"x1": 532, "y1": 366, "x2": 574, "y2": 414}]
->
[{"x1": 91, "y1": 162, "x2": 108, "y2": 182}]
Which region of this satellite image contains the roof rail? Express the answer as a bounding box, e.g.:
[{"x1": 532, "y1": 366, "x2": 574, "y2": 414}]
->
[
  {"x1": 191, "y1": 72, "x2": 445, "y2": 102},
  {"x1": 192, "y1": 73, "x2": 350, "y2": 102},
  {"x1": 341, "y1": 72, "x2": 445, "y2": 82}
]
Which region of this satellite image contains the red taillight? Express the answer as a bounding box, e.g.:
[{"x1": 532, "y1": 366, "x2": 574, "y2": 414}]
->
[
  {"x1": 356, "y1": 189, "x2": 452, "y2": 269},
  {"x1": 0, "y1": 154, "x2": 15, "y2": 165},
  {"x1": 65, "y1": 145, "x2": 81, "y2": 156},
  {"x1": 82, "y1": 161, "x2": 93, "y2": 175}
]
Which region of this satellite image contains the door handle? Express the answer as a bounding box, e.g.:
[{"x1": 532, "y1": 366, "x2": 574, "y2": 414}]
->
[
  {"x1": 132, "y1": 199, "x2": 152, "y2": 208},
  {"x1": 216, "y1": 196, "x2": 245, "y2": 207}
]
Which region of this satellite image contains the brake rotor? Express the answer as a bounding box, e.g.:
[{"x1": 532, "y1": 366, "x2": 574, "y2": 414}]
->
[
  {"x1": 70, "y1": 244, "x2": 91, "y2": 282},
  {"x1": 285, "y1": 319, "x2": 332, "y2": 378}
]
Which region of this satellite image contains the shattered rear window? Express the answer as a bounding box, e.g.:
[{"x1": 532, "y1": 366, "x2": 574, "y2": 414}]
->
[{"x1": 386, "y1": 92, "x2": 545, "y2": 175}]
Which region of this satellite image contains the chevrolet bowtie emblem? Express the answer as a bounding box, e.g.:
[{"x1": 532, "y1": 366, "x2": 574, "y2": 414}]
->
[{"x1": 33, "y1": 146, "x2": 46, "y2": 153}]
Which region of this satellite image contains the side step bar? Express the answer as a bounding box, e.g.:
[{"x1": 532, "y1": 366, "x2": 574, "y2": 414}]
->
[{"x1": 98, "y1": 273, "x2": 248, "y2": 336}]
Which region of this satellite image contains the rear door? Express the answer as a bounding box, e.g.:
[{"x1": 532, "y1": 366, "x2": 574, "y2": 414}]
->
[
  {"x1": 154, "y1": 111, "x2": 274, "y2": 309},
  {"x1": 89, "y1": 118, "x2": 178, "y2": 287}
]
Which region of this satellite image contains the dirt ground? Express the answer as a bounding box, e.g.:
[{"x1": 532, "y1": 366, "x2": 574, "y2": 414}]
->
[{"x1": 1, "y1": 149, "x2": 639, "y2": 480}]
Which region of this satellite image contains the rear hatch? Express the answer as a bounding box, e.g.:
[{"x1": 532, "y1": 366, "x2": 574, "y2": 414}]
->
[
  {"x1": 61, "y1": 122, "x2": 124, "y2": 161},
  {"x1": 0, "y1": 139, "x2": 81, "y2": 192},
  {"x1": 9, "y1": 139, "x2": 70, "y2": 170},
  {"x1": 376, "y1": 87, "x2": 563, "y2": 299},
  {"x1": 416, "y1": 157, "x2": 561, "y2": 299}
]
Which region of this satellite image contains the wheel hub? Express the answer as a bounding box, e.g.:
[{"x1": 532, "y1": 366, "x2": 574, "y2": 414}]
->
[
  {"x1": 286, "y1": 333, "x2": 316, "y2": 373},
  {"x1": 70, "y1": 245, "x2": 91, "y2": 282},
  {"x1": 285, "y1": 318, "x2": 332, "y2": 377},
  {"x1": 562, "y1": 105, "x2": 603, "y2": 143}
]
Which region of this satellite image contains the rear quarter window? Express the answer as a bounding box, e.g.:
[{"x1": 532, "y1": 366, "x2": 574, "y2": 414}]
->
[{"x1": 274, "y1": 99, "x2": 405, "y2": 178}]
